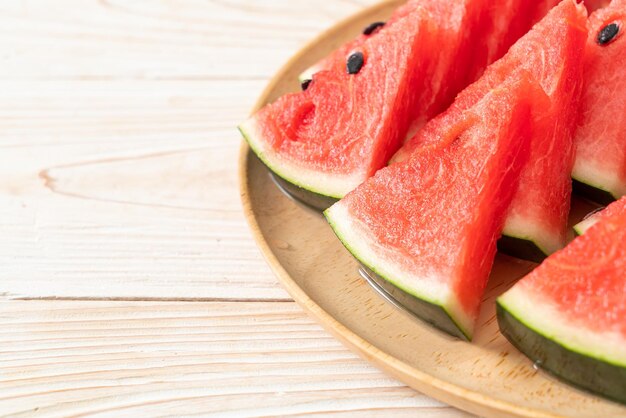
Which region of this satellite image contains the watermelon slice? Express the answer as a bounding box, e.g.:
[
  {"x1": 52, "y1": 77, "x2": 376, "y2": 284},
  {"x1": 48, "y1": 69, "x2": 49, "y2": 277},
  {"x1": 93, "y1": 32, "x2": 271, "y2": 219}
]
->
[
  {"x1": 572, "y1": 0, "x2": 626, "y2": 204},
  {"x1": 240, "y1": 3, "x2": 439, "y2": 206},
  {"x1": 497, "y1": 197, "x2": 626, "y2": 404},
  {"x1": 393, "y1": 0, "x2": 588, "y2": 261},
  {"x1": 326, "y1": 75, "x2": 540, "y2": 339}
]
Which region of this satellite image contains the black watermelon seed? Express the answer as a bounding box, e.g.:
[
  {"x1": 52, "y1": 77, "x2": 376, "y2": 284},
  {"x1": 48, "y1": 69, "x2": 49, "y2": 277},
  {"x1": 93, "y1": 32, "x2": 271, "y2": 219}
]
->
[
  {"x1": 301, "y1": 79, "x2": 312, "y2": 91},
  {"x1": 598, "y1": 23, "x2": 620, "y2": 45},
  {"x1": 363, "y1": 21, "x2": 385, "y2": 36},
  {"x1": 347, "y1": 52, "x2": 365, "y2": 75}
]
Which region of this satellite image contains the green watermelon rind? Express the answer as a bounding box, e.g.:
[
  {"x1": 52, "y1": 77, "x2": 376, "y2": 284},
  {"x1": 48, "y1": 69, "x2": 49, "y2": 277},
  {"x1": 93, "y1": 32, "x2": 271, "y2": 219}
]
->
[
  {"x1": 325, "y1": 202, "x2": 474, "y2": 340},
  {"x1": 496, "y1": 301, "x2": 626, "y2": 404},
  {"x1": 270, "y1": 173, "x2": 339, "y2": 211},
  {"x1": 498, "y1": 288, "x2": 626, "y2": 368},
  {"x1": 239, "y1": 117, "x2": 363, "y2": 200},
  {"x1": 572, "y1": 177, "x2": 620, "y2": 206},
  {"x1": 359, "y1": 264, "x2": 471, "y2": 341},
  {"x1": 497, "y1": 290, "x2": 626, "y2": 405},
  {"x1": 573, "y1": 216, "x2": 596, "y2": 236},
  {"x1": 501, "y1": 216, "x2": 563, "y2": 261},
  {"x1": 572, "y1": 159, "x2": 625, "y2": 205},
  {"x1": 299, "y1": 65, "x2": 320, "y2": 84},
  {"x1": 497, "y1": 234, "x2": 550, "y2": 263}
]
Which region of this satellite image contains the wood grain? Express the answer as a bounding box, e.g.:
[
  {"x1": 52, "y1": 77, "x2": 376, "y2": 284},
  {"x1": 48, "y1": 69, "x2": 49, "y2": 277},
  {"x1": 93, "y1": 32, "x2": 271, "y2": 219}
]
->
[
  {"x1": 0, "y1": 0, "x2": 374, "y2": 80},
  {"x1": 0, "y1": 0, "x2": 378, "y2": 300},
  {"x1": 0, "y1": 0, "x2": 470, "y2": 416},
  {"x1": 0, "y1": 301, "x2": 469, "y2": 417}
]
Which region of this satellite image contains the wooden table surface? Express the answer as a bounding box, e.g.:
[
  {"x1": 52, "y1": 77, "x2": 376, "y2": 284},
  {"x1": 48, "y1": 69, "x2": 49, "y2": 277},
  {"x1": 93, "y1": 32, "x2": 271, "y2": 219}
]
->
[{"x1": 0, "y1": 1, "x2": 473, "y2": 416}]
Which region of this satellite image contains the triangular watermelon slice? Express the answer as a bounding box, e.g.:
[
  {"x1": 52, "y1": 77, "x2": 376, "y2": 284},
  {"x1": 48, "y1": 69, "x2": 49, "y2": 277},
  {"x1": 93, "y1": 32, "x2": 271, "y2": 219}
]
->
[
  {"x1": 240, "y1": 3, "x2": 439, "y2": 204},
  {"x1": 497, "y1": 196, "x2": 626, "y2": 404},
  {"x1": 573, "y1": 0, "x2": 626, "y2": 204},
  {"x1": 393, "y1": 0, "x2": 588, "y2": 260},
  {"x1": 326, "y1": 75, "x2": 541, "y2": 339}
]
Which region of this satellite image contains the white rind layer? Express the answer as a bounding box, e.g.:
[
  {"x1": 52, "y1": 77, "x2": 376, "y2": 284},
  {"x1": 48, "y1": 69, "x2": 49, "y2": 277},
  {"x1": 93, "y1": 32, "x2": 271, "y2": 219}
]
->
[
  {"x1": 573, "y1": 216, "x2": 597, "y2": 236},
  {"x1": 499, "y1": 284, "x2": 626, "y2": 367},
  {"x1": 503, "y1": 213, "x2": 562, "y2": 256},
  {"x1": 325, "y1": 201, "x2": 475, "y2": 339},
  {"x1": 573, "y1": 160, "x2": 626, "y2": 200},
  {"x1": 239, "y1": 117, "x2": 365, "y2": 199},
  {"x1": 299, "y1": 64, "x2": 322, "y2": 83}
]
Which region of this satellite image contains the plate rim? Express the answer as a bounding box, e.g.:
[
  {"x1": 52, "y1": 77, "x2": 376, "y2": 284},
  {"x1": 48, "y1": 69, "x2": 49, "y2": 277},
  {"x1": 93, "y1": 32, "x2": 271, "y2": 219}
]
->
[{"x1": 238, "y1": 2, "x2": 567, "y2": 416}]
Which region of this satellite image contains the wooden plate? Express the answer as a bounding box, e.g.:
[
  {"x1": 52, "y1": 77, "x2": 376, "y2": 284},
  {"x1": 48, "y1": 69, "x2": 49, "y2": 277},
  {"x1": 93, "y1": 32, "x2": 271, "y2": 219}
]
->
[{"x1": 239, "y1": 1, "x2": 625, "y2": 416}]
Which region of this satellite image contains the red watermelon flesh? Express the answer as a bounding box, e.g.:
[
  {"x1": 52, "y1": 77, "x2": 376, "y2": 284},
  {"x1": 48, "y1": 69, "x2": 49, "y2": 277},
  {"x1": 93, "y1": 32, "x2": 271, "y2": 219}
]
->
[
  {"x1": 498, "y1": 196, "x2": 626, "y2": 403},
  {"x1": 393, "y1": 0, "x2": 588, "y2": 258},
  {"x1": 326, "y1": 75, "x2": 540, "y2": 339},
  {"x1": 502, "y1": 197, "x2": 626, "y2": 347},
  {"x1": 300, "y1": 0, "x2": 417, "y2": 80},
  {"x1": 573, "y1": 0, "x2": 626, "y2": 202},
  {"x1": 240, "y1": 4, "x2": 438, "y2": 199},
  {"x1": 465, "y1": 0, "x2": 560, "y2": 86},
  {"x1": 306, "y1": 0, "x2": 561, "y2": 135}
]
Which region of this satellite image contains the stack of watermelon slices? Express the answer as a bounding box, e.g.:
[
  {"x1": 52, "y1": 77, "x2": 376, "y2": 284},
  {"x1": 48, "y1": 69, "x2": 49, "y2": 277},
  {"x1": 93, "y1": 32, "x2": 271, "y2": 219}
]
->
[
  {"x1": 327, "y1": 0, "x2": 588, "y2": 339},
  {"x1": 240, "y1": 0, "x2": 626, "y2": 405},
  {"x1": 392, "y1": 0, "x2": 587, "y2": 260},
  {"x1": 328, "y1": 74, "x2": 540, "y2": 339},
  {"x1": 240, "y1": 0, "x2": 561, "y2": 209}
]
